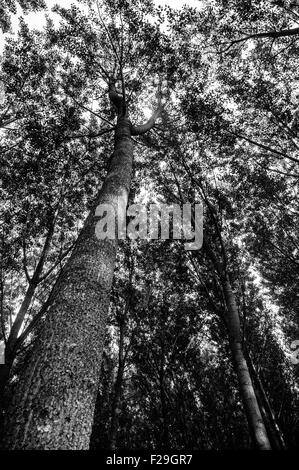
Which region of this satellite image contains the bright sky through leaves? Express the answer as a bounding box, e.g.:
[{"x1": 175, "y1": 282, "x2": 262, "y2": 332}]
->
[{"x1": 0, "y1": 0, "x2": 202, "y2": 53}]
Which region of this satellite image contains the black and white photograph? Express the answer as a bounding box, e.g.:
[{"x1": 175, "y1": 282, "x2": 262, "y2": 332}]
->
[{"x1": 0, "y1": 0, "x2": 298, "y2": 456}]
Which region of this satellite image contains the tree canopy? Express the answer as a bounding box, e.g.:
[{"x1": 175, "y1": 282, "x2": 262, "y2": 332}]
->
[{"x1": 0, "y1": 0, "x2": 298, "y2": 450}]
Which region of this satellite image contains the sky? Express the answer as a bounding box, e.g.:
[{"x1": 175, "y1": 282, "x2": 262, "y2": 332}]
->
[{"x1": 0, "y1": 0, "x2": 201, "y2": 53}]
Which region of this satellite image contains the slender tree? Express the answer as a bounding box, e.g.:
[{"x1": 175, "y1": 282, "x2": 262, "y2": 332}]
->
[{"x1": 1, "y1": 0, "x2": 164, "y2": 448}]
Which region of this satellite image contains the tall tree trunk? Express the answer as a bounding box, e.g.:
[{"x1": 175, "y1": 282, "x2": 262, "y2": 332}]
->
[
  {"x1": 201, "y1": 241, "x2": 271, "y2": 449},
  {"x1": 246, "y1": 351, "x2": 286, "y2": 450},
  {"x1": 251, "y1": 377, "x2": 280, "y2": 450},
  {"x1": 1, "y1": 116, "x2": 133, "y2": 449},
  {"x1": 223, "y1": 275, "x2": 271, "y2": 450},
  {"x1": 166, "y1": 168, "x2": 271, "y2": 450}
]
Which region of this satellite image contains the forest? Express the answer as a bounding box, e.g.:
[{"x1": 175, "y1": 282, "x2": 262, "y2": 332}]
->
[{"x1": 0, "y1": 0, "x2": 298, "y2": 452}]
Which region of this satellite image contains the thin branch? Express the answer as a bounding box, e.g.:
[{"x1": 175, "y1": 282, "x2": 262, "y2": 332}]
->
[
  {"x1": 22, "y1": 238, "x2": 32, "y2": 283},
  {"x1": 221, "y1": 26, "x2": 299, "y2": 52},
  {"x1": 96, "y1": 1, "x2": 121, "y2": 65},
  {"x1": 64, "y1": 127, "x2": 115, "y2": 141},
  {"x1": 93, "y1": 58, "x2": 112, "y2": 82},
  {"x1": 38, "y1": 242, "x2": 75, "y2": 283},
  {"x1": 250, "y1": 156, "x2": 299, "y2": 178},
  {"x1": 271, "y1": 37, "x2": 298, "y2": 58},
  {"x1": 187, "y1": 253, "x2": 223, "y2": 317},
  {"x1": 227, "y1": 130, "x2": 299, "y2": 164},
  {"x1": 267, "y1": 240, "x2": 299, "y2": 267},
  {"x1": 68, "y1": 94, "x2": 115, "y2": 128}
]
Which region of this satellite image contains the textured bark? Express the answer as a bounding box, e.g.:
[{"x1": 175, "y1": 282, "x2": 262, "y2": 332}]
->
[
  {"x1": 223, "y1": 276, "x2": 271, "y2": 450},
  {"x1": 1, "y1": 116, "x2": 133, "y2": 449}
]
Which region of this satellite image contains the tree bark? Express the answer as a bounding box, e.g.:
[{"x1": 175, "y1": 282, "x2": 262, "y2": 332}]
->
[
  {"x1": 223, "y1": 275, "x2": 271, "y2": 450},
  {"x1": 246, "y1": 351, "x2": 286, "y2": 450},
  {"x1": 1, "y1": 115, "x2": 133, "y2": 449}
]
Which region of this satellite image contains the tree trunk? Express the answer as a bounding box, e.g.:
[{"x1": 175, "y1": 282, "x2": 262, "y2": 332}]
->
[
  {"x1": 1, "y1": 116, "x2": 133, "y2": 449},
  {"x1": 246, "y1": 351, "x2": 286, "y2": 450},
  {"x1": 223, "y1": 275, "x2": 271, "y2": 450}
]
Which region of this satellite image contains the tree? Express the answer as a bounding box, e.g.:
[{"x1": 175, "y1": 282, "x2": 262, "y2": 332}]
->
[
  {"x1": 1, "y1": 0, "x2": 166, "y2": 449},
  {"x1": 0, "y1": 19, "x2": 103, "y2": 412},
  {"x1": 1, "y1": 0, "x2": 298, "y2": 451}
]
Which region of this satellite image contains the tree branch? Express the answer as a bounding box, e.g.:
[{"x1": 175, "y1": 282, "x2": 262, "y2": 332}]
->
[
  {"x1": 131, "y1": 97, "x2": 163, "y2": 136},
  {"x1": 22, "y1": 238, "x2": 32, "y2": 283},
  {"x1": 64, "y1": 127, "x2": 115, "y2": 141},
  {"x1": 223, "y1": 26, "x2": 299, "y2": 52},
  {"x1": 227, "y1": 130, "x2": 299, "y2": 164}
]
